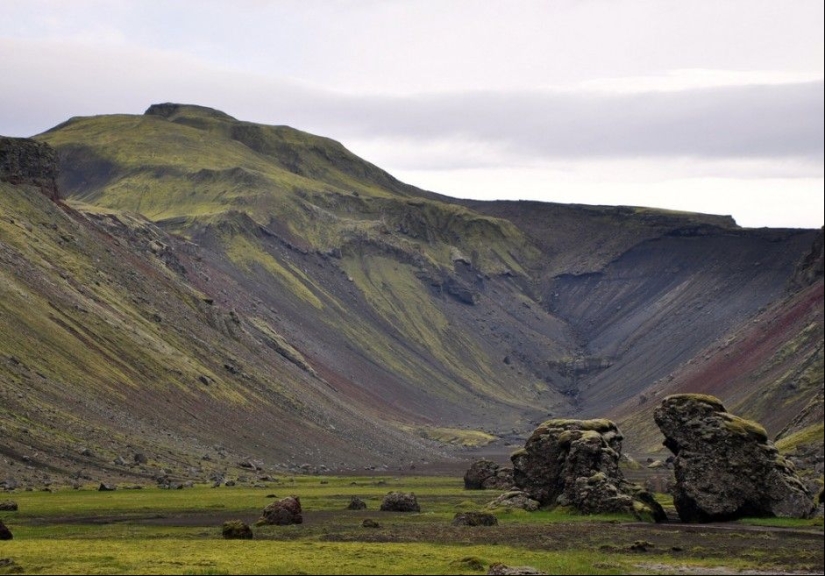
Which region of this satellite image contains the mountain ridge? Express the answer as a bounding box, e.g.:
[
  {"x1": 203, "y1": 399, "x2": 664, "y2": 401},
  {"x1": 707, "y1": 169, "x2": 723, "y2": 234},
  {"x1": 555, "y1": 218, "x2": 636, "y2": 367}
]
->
[{"x1": 0, "y1": 105, "x2": 820, "y2": 488}]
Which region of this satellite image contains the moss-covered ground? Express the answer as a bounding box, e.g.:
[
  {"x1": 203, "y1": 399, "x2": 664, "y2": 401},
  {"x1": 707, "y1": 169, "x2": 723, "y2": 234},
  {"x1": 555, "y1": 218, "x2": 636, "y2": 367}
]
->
[{"x1": 0, "y1": 476, "x2": 821, "y2": 575}]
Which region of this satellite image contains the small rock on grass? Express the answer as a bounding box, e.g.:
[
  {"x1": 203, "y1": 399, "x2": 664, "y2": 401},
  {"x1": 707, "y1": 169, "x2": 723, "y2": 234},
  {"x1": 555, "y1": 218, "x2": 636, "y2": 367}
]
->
[
  {"x1": 347, "y1": 496, "x2": 367, "y2": 510},
  {"x1": 487, "y1": 563, "x2": 546, "y2": 575},
  {"x1": 221, "y1": 520, "x2": 253, "y2": 539},
  {"x1": 361, "y1": 519, "x2": 380, "y2": 528},
  {"x1": 452, "y1": 512, "x2": 498, "y2": 526},
  {"x1": 0, "y1": 520, "x2": 12, "y2": 540},
  {"x1": 0, "y1": 501, "x2": 17, "y2": 511}
]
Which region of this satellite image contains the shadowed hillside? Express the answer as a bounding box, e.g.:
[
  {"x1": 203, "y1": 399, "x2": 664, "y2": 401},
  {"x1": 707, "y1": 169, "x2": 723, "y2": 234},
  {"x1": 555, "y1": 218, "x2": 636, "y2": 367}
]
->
[{"x1": 0, "y1": 104, "x2": 819, "y2": 486}]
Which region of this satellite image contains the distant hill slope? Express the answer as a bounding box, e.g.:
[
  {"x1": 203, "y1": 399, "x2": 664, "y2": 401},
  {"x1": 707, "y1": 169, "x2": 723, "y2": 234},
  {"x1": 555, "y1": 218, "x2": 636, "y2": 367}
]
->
[{"x1": 0, "y1": 104, "x2": 818, "y2": 486}]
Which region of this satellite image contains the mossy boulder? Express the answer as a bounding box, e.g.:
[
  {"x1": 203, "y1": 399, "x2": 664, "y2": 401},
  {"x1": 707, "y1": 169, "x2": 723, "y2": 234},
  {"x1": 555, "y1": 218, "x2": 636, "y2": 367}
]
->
[
  {"x1": 258, "y1": 495, "x2": 303, "y2": 525},
  {"x1": 654, "y1": 394, "x2": 816, "y2": 522},
  {"x1": 379, "y1": 491, "x2": 420, "y2": 512},
  {"x1": 511, "y1": 418, "x2": 665, "y2": 521},
  {"x1": 221, "y1": 520, "x2": 253, "y2": 539}
]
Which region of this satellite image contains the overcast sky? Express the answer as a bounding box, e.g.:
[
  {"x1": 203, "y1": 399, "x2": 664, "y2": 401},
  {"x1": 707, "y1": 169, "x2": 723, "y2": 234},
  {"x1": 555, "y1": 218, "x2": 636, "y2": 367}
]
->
[{"x1": 1, "y1": 0, "x2": 823, "y2": 228}]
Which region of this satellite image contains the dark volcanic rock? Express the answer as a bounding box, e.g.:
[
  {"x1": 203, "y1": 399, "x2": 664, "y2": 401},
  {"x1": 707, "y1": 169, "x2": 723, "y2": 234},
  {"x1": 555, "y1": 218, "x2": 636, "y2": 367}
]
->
[
  {"x1": 0, "y1": 520, "x2": 12, "y2": 540},
  {"x1": 259, "y1": 495, "x2": 303, "y2": 525},
  {"x1": 655, "y1": 394, "x2": 816, "y2": 522},
  {"x1": 0, "y1": 137, "x2": 59, "y2": 200},
  {"x1": 361, "y1": 518, "x2": 380, "y2": 528},
  {"x1": 221, "y1": 520, "x2": 253, "y2": 539},
  {"x1": 452, "y1": 511, "x2": 498, "y2": 526},
  {"x1": 511, "y1": 418, "x2": 665, "y2": 521},
  {"x1": 347, "y1": 496, "x2": 367, "y2": 510},
  {"x1": 464, "y1": 460, "x2": 514, "y2": 490},
  {"x1": 379, "y1": 491, "x2": 420, "y2": 512}
]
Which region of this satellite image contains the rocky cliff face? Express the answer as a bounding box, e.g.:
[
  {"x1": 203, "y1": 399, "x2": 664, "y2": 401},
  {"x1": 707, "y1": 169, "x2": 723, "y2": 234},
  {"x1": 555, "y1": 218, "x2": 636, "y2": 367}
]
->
[{"x1": 0, "y1": 137, "x2": 59, "y2": 200}]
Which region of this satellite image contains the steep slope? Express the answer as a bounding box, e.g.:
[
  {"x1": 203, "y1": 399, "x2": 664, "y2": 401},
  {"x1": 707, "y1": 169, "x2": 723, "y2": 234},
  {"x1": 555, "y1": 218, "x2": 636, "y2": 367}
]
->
[
  {"x1": 0, "y1": 103, "x2": 816, "y2": 485},
  {"x1": 1, "y1": 139, "x2": 455, "y2": 486},
  {"x1": 608, "y1": 229, "x2": 823, "y2": 477}
]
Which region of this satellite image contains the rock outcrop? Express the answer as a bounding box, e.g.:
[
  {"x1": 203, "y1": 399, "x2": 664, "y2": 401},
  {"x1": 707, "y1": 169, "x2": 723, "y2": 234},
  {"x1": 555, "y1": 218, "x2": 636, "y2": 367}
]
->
[
  {"x1": 511, "y1": 418, "x2": 665, "y2": 521},
  {"x1": 654, "y1": 394, "x2": 816, "y2": 522},
  {"x1": 0, "y1": 136, "x2": 59, "y2": 200},
  {"x1": 464, "y1": 459, "x2": 514, "y2": 490},
  {"x1": 379, "y1": 491, "x2": 420, "y2": 512},
  {"x1": 259, "y1": 495, "x2": 303, "y2": 525}
]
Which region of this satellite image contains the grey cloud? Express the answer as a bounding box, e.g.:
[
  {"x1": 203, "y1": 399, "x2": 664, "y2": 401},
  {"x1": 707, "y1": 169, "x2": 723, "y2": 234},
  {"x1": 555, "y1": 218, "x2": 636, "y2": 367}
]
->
[
  {"x1": 292, "y1": 82, "x2": 824, "y2": 161},
  {"x1": 1, "y1": 37, "x2": 821, "y2": 165}
]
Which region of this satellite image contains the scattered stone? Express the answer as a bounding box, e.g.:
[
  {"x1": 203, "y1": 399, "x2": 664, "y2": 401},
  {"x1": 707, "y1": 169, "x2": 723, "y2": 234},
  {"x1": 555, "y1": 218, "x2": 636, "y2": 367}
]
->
[
  {"x1": 487, "y1": 562, "x2": 546, "y2": 575},
  {"x1": 452, "y1": 512, "x2": 498, "y2": 526},
  {"x1": 347, "y1": 496, "x2": 367, "y2": 510},
  {"x1": 0, "y1": 501, "x2": 17, "y2": 511},
  {"x1": 113, "y1": 456, "x2": 128, "y2": 466},
  {"x1": 463, "y1": 460, "x2": 514, "y2": 490},
  {"x1": 133, "y1": 453, "x2": 148, "y2": 464},
  {"x1": 487, "y1": 490, "x2": 540, "y2": 512},
  {"x1": 379, "y1": 491, "x2": 420, "y2": 512},
  {"x1": 98, "y1": 483, "x2": 116, "y2": 492},
  {"x1": 79, "y1": 447, "x2": 94, "y2": 457},
  {"x1": 511, "y1": 419, "x2": 665, "y2": 522},
  {"x1": 450, "y1": 556, "x2": 485, "y2": 572},
  {"x1": 654, "y1": 394, "x2": 816, "y2": 522},
  {"x1": 224, "y1": 480, "x2": 236, "y2": 487},
  {"x1": 0, "y1": 520, "x2": 12, "y2": 540},
  {"x1": 361, "y1": 518, "x2": 380, "y2": 528},
  {"x1": 646, "y1": 460, "x2": 665, "y2": 469},
  {"x1": 258, "y1": 496, "x2": 302, "y2": 525},
  {"x1": 221, "y1": 520, "x2": 253, "y2": 539}
]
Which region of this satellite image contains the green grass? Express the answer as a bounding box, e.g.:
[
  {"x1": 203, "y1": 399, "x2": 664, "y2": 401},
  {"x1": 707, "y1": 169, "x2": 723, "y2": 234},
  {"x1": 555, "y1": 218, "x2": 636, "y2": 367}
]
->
[
  {"x1": 1, "y1": 477, "x2": 819, "y2": 575},
  {"x1": 776, "y1": 422, "x2": 825, "y2": 453}
]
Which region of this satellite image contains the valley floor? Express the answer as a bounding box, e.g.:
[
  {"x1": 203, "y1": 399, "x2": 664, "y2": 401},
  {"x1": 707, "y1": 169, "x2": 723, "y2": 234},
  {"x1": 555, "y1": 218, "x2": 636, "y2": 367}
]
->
[{"x1": 0, "y1": 476, "x2": 822, "y2": 575}]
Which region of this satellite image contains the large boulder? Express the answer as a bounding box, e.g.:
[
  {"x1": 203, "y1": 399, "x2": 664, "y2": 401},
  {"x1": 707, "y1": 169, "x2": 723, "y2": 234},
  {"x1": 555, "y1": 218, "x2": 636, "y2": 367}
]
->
[
  {"x1": 379, "y1": 491, "x2": 420, "y2": 512},
  {"x1": 511, "y1": 418, "x2": 665, "y2": 521},
  {"x1": 258, "y1": 495, "x2": 303, "y2": 525},
  {"x1": 463, "y1": 459, "x2": 514, "y2": 490},
  {"x1": 654, "y1": 394, "x2": 816, "y2": 522}
]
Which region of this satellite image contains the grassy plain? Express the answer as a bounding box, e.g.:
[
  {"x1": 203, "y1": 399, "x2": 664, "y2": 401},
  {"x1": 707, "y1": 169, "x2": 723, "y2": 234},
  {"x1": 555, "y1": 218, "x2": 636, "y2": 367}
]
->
[{"x1": 1, "y1": 476, "x2": 822, "y2": 575}]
